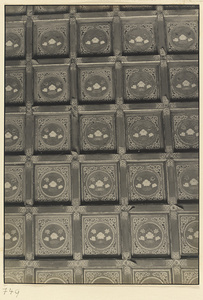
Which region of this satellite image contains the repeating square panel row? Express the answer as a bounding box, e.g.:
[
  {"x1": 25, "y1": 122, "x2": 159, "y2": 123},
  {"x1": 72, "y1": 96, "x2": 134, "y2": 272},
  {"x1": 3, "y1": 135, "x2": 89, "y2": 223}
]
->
[
  {"x1": 5, "y1": 160, "x2": 198, "y2": 204},
  {"x1": 4, "y1": 109, "x2": 199, "y2": 153},
  {"x1": 5, "y1": 17, "x2": 198, "y2": 59},
  {"x1": 5, "y1": 61, "x2": 198, "y2": 105},
  {"x1": 4, "y1": 213, "x2": 198, "y2": 258},
  {"x1": 4, "y1": 267, "x2": 199, "y2": 284},
  {"x1": 4, "y1": 267, "x2": 198, "y2": 284}
]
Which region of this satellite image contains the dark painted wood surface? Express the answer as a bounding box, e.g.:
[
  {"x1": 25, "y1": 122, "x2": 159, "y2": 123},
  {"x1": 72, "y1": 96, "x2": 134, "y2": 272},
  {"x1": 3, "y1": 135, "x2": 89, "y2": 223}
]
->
[{"x1": 4, "y1": 4, "x2": 199, "y2": 285}]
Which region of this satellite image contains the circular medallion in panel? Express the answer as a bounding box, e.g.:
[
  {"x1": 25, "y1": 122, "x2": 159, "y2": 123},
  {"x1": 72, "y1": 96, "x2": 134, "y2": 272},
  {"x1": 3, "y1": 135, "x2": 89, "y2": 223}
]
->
[
  {"x1": 6, "y1": 32, "x2": 22, "y2": 56},
  {"x1": 6, "y1": 76, "x2": 22, "y2": 102},
  {"x1": 41, "y1": 223, "x2": 67, "y2": 250},
  {"x1": 40, "y1": 76, "x2": 64, "y2": 99},
  {"x1": 40, "y1": 122, "x2": 66, "y2": 147},
  {"x1": 92, "y1": 277, "x2": 114, "y2": 284},
  {"x1": 84, "y1": 75, "x2": 109, "y2": 98},
  {"x1": 170, "y1": 26, "x2": 196, "y2": 50},
  {"x1": 5, "y1": 223, "x2": 20, "y2": 250},
  {"x1": 85, "y1": 121, "x2": 111, "y2": 147},
  {"x1": 177, "y1": 119, "x2": 198, "y2": 146},
  {"x1": 141, "y1": 277, "x2": 163, "y2": 284},
  {"x1": 5, "y1": 124, "x2": 20, "y2": 148},
  {"x1": 82, "y1": 28, "x2": 108, "y2": 53},
  {"x1": 128, "y1": 71, "x2": 156, "y2": 98},
  {"x1": 40, "y1": 171, "x2": 66, "y2": 198},
  {"x1": 87, "y1": 222, "x2": 114, "y2": 250},
  {"x1": 180, "y1": 167, "x2": 198, "y2": 196},
  {"x1": 136, "y1": 222, "x2": 163, "y2": 250},
  {"x1": 125, "y1": 27, "x2": 153, "y2": 52},
  {"x1": 86, "y1": 170, "x2": 113, "y2": 198},
  {"x1": 133, "y1": 170, "x2": 159, "y2": 197},
  {"x1": 172, "y1": 71, "x2": 198, "y2": 97},
  {"x1": 129, "y1": 119, "x2": 158, "y2": 147},
  {"x1": 40, "y1": 30, "x2": 64, "y2": 54},
  {"x1": 5, "y1": 173, "x2": 20, "y2": 199},
  {"x1": 184, "y1": 220, "x2": 198, "y2": 249},
  {"x1": 45, "y1": 278, "x2": 65, "y2": 284}
]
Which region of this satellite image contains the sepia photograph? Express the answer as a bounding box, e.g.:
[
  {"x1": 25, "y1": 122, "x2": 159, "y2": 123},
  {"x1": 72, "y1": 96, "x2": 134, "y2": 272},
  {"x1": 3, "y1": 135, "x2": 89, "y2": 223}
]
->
[{"x1": 1, "y1": 0, "x2": 201, "y2": 298}]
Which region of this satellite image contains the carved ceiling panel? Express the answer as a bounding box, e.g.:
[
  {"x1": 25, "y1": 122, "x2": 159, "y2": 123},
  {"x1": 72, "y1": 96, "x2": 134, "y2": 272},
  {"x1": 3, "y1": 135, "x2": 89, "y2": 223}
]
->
[{"x1": 4, "y1": 4, "x2": 199, "y2": 285}]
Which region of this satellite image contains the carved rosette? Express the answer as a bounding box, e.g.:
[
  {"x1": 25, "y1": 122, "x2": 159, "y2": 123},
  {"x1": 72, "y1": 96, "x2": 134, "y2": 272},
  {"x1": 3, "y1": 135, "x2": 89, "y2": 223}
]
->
[
  {"x1": 5, "y1": 165, "x2": 24, "y2": 203},
  {"x1": 122, "y1": 23, "x2": 156, "y2": 54},
  {"x1": 5, "y1": 269, "x2": 25, "y2": 283},
  {"x1": 166, "y1": 22, "x2": 198, "y2": 53},
  {"x1": 33, "y1": 21, "x2": 69, "y2": 57},
  {"x1": 5, "y1": 68, "x2": 25, "y2": 105},
  {"x1": 133, "y1": 269, "x2": 172, "y2": 284},
  {"x1": 169, "y1": 66, "x2": 198, "y2": 99},
  {"x1": 130, "y1": 214, "x2": 170, "y2": 256},
  {"x1": 80, "y1": 114, "x2": 116, "y2": 152},
  {"x1": 125, "y1": 114, "x2": 162, "y2": 150},
  {"x1": 82, "y1": 215, "x2": 121, "y2": 256},
  {"x1": 34, "y1": 67, "x2": 70, "y2": 103},
  {"x1": 5, "y1": 215, "x2": 25, "y2": 257},
  {"x1": 176, "y1": 162, "x2": 198, "y2": 200},
  {"x1": 181, "y1": 269, "x2": 198, "y2": 284},
  {"x1": 34, "y1": 6, "x2": 68, "y2": 14},
  {"x1": 128, "y1": 163, "x2": 165, "y2": 202},
  {"x1": 5, "y1": 115, "x2": 25, "y2": 153},
  {"x1": 84, "y1": 269, "x2": 122, "y2": 284},
  {"x1": 79, "y1": 23, "x2": 112, "y2": 55},
  {"x1": 35, "y1": 164, "x2": 71, "y2": 202},
  {"x1": 81, "y1": 163, "x2": 118, "y2": 203},
  {"x1": 178, "y1": 214, "x2": 198, "y2": 256},
  {"x1": 79, "y1": 67, "x2": 114, "y2": 102},
  {"x1": 36, "y1": 269, "x2": 73, "y2": 283},
  {"x1": 35, "y1": 215, "x2": 72, "y2": 257},
  {"x1": 35, "y1": 115, "x2": 71, "y2": 152},
  {"x1": 124, "y1": 67, "x2": 158, "y2": 101},
  {"x1": 172, "y1": 113, "x2": 198, "y2": 150},
  {"x1": 6, "y1": 22, "x2": 25, "y2": 58}
]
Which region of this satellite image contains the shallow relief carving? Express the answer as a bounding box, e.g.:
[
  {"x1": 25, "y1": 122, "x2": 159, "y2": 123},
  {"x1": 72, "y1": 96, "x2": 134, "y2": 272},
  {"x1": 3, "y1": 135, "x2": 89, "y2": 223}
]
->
[
  {"x1": 6, "y1": 22, "x2": 25, "y2": 59},
  {"x1": 125, "y1": 113, "x2": 163, "y2": 151},
  {"x1": 5, "y1": 215, "x2": 25, "y2": 257},
  {"x1": 35, "y1": 164, "x2": 71, "y2": 203},
  {"x1": 128, "y1": 163, "x2": 166, "y2": 202},
  {"x1": 35, "y1": 215, "x2": 72, "y2": 257},
  {"x1": 81, "y1": 163, "x2": 118, "y2": 203},
  {"x1": 5, "y1": 166, "x2": 25, "y2": 203},
  {"x1": 131, "y1": 214, "x2": 170, "y2": 256},
  {"x1": 82, "y1": 215, "x2": 121, "y2": 256},
  {"x1": 34, "y1": 67, "x2": 70, "y2": 104},
  {"x1": 34, "y1": 115, "x2": 71, "y2": 152},
  {"x1": 33, "y1": 21, "x2": 69, "y2": 57},
  {"x1": 78, "y1": 23, "x2": 112, "y2": 56},
  {"x1": 79, "y1": 66, "x2": 114, "y2": 102},
  {"x1": 5, "y1": 115, "x2": 25, "y2": 153},
  {"x1": 122, "y1": 22, "x2": 157, "y2": 54},
  {"x1": 178, "y1": 214, "x2": 198, "y2": 256},
  {"x1": 166, "y1": 22, "x2": 198, "y2": 53},
  {"x1": 124, "y1": 66, "x2": 159, "y2": 101},
  {"x1": 80, "y1": 114, "x2": 116, "y2": 152}
]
